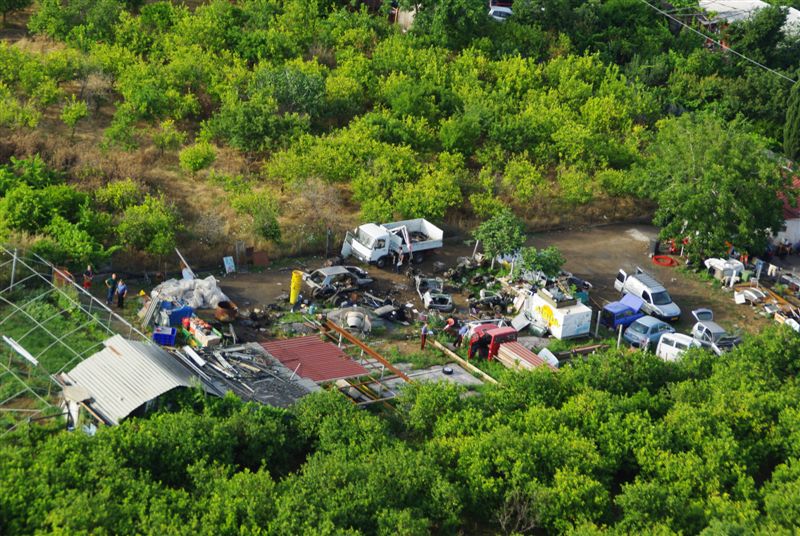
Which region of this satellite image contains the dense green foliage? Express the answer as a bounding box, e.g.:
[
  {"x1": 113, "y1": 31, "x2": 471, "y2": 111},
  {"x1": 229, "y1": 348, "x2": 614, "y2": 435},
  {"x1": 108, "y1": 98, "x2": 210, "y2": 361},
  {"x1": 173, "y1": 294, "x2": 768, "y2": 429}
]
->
[
  {"x1": 3, "y1": 327, "x2": 800, "y2": 533},
  {"x1": 4, "y1": 0, "x2": 797, "y2": 249},
  {"x1": 785, "y1": 83, "x2": 800, "y2": 161},
  {"x1": 473, "y1": 208, "x2": 525, "y2": 267},
  {"x1": 635, "y1": 112, "x2": 788, "y2": 259},
  {"x1": 0, "y1": 157, "x2": 176, "y2": 265}
]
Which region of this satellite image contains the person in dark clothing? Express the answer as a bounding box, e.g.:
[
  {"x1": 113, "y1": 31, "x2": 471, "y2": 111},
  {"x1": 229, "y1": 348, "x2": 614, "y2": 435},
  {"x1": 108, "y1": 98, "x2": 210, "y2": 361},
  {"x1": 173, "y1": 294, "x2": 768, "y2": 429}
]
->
[
  {"x1": 455, "y1": 324, "x2": 469, "y2": 348},
  {"x1": 82, "y1": 265, "x2": 94, "y2": 290},
  {"x1": 116, "y1": 279, "x2": 128, "y2": 309},
  {"x1": 420, "y1": 322, "x2": 431, "y2": 350},
  {"x1": 104, "y1": 273, "x2": 117, "y2": 305}
]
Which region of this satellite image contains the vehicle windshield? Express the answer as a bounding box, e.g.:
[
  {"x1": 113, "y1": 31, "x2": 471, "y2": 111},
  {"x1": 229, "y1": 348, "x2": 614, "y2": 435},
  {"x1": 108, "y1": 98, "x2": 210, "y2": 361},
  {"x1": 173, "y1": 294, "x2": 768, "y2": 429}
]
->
[
  {"x1": 652, "y1": 290, "x2": 672, "y2": 305},
  {"x1": 309, "y1": 272, "x2": 325, "y2": 284},
  {"x1": 355, "y1": 228, "x2": 375, "y2": 248},
  {"x1": 494, "y1": 10, "x2": 511, "y2": 17},
  {"x1": 629, "y1": 322, "x2": 648, "y2": 334}
]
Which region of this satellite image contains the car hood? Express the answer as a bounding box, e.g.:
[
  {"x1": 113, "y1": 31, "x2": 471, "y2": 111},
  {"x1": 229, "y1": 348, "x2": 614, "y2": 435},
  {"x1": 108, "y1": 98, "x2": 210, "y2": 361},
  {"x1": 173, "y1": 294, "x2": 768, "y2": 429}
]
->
[{"x1": 655, "y1": 302, "x2": 681, "y2": 318}]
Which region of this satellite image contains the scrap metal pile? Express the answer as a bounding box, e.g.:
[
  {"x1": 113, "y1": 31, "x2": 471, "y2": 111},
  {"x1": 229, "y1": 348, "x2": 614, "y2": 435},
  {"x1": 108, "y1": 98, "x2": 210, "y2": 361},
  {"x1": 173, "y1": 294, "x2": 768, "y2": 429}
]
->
[{"x1": 172, "y1": 343, "x2": 318, "y2": 407}]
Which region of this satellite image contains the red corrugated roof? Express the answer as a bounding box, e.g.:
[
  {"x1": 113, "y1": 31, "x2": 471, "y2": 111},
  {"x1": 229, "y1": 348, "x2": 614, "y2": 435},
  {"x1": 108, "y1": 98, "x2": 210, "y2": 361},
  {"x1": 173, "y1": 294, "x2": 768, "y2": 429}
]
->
[
  {"x1": 261, "y1": 336, "x2": 368, "y2": 382},
  {"x1": 500, "y1": 341, "x2": 558, "y2": 371}
]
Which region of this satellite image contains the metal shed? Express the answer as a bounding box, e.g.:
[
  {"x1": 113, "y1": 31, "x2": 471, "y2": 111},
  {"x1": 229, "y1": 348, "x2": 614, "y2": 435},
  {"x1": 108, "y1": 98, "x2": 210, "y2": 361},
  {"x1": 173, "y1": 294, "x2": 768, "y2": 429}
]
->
[{"x1": 61, "y1": 335, "x2": 195, "y2": 425}]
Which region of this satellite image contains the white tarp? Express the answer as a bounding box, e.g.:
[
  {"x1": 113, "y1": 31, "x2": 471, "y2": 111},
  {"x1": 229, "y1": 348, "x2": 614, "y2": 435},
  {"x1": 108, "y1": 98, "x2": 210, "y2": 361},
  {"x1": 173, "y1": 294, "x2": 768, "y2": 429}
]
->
[
  {"x1": 151, "y1": 275, "x2": 229, "y2": 309},
  {"x1": 700, "y1": 0, "x2": 800, "y2": 35}
]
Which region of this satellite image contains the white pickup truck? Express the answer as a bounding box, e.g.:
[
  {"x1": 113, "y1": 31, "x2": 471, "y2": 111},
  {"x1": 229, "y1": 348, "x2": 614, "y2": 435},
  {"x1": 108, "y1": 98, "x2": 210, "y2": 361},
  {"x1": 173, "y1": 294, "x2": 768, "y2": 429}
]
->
[{"x1": 341, "y1": 218, "x2": 444, "y2": 268}]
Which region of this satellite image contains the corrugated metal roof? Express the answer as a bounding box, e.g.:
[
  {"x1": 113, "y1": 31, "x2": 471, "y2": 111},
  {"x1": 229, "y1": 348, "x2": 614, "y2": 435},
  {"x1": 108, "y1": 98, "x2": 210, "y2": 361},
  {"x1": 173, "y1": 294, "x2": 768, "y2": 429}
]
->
[
  {"x1": 65, "y1": 335, "x2": 194, "y2": 425},
  {"x1": 260, "y1": 336, "x2": 368, "y2": 382},
  {"x1": 498, "y1": 342, "x2": 558, "y2": 371}
]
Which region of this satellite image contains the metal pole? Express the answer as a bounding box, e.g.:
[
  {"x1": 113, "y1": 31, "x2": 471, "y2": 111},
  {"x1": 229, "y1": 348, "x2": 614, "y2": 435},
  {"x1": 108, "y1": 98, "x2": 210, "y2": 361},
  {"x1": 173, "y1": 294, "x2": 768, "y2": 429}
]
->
[
  {"x1": 594, "y1": 311, "x2": 601, "y2": 338},
  {"x1": 617, "y1": 325, "x2": 623, "y2": 349},
  {"x1": 10, "y1": 248, "x2": 17, "y2": 290},
  {"x1": 472, "y1": 240, "x2": 480, "y2": 259}
]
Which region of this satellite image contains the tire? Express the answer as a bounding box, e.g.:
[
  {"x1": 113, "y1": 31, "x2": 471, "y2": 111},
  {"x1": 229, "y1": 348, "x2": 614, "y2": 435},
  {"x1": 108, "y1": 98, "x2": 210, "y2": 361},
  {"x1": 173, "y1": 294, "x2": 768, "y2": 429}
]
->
[
  {"x1": 412, "y1": 252, "x2": 424, "y2": 265},
  {"x1": 376, "y1": 256, "x2": 387, "y2": 269}
]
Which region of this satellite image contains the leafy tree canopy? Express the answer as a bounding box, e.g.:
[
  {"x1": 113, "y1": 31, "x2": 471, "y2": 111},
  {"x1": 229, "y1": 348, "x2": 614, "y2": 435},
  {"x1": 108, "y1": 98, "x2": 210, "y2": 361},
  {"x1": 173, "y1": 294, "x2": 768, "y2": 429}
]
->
[{"x1": 634, "y1": 111, "x2": 789, "y2": 259}]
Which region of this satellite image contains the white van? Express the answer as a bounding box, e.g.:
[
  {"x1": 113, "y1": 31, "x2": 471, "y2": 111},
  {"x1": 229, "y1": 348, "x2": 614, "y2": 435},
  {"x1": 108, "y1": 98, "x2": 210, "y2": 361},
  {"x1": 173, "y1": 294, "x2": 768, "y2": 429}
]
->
[
  {"x1": 614, "y1": 267, "x2": 681, "y2": 322},
  {"x1": 656, "y1": 333, "x2": 701, "y2": 361}
]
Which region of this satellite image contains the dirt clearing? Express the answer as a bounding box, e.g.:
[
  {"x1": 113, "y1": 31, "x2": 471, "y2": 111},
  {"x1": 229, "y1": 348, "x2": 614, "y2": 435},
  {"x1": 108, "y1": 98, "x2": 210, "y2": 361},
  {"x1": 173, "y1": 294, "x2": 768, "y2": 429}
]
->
[{"x1": 216, "y1": 223, "x2": 766, "y2": 336}]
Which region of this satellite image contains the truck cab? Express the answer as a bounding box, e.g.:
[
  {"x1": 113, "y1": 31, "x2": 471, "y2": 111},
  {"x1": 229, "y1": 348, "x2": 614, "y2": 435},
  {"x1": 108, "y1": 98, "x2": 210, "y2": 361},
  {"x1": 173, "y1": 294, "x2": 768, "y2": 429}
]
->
[
  {"x1": 468, "y1": 325, "x2": 517, "y2": 360},
  {"x1": 600, "y1": 294, "x2": 645, "y2": 330},
  {"x1": 342, "y1": 224, "x2": 396, "y2": 268}
]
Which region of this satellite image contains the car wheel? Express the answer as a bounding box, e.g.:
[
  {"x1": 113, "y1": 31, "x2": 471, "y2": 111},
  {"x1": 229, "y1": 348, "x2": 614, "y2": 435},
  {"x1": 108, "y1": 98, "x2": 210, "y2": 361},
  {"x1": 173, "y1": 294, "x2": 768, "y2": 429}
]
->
[
  {"x1": 376, "y1": 256, "x2": 387, "y2": 269},
  {"x1": 412, "y1": 253, "x2": 424, "y2": 265}
]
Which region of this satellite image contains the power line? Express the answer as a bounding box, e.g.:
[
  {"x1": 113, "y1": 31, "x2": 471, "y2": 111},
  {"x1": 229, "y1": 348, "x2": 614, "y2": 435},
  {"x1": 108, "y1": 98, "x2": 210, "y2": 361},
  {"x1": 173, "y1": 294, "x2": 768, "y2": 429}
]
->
[{"x1": 636, "y1": 0, "x2": 797, "y2": 84}]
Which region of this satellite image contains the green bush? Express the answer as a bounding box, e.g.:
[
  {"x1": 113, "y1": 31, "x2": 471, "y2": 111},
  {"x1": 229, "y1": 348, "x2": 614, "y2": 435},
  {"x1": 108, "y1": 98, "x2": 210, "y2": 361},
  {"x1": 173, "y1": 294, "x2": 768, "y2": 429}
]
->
[
  {"x1": 117, "y1": 194, "x2": 179, "y2": 256},
  {"x1": 94, "y1": 178, "x2": 143, "y2": 211},
  {"x1": 179, "y1": 141, "x2": 216, "y2": 175}
]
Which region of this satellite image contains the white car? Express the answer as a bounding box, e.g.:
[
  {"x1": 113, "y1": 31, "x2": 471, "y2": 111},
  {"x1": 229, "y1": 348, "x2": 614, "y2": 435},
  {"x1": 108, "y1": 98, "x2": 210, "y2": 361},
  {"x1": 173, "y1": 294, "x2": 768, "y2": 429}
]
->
[
  {"x1": 489, "y1": 6, "x2": 512, "y2": 21},
  {"x1": 689, "y1": 309, "x2": 741, "y2": 356},
  {"x1": 656, "y1": 333, "x2": 702, "y2": 362}
]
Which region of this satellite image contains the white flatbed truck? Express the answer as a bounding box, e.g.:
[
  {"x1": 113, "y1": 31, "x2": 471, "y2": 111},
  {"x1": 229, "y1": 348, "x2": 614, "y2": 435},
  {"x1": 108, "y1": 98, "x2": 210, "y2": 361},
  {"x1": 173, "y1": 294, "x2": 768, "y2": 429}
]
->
[{"x1": 341, "y1": 218, "x2": 444, "y2": 268}]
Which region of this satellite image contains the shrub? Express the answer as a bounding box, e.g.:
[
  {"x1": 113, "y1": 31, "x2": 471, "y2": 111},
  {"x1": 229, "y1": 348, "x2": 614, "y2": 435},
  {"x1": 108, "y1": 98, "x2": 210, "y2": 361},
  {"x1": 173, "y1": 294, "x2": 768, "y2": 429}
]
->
[
  {"x1": 117, "y1": 195, "x2": 179, "y2": 256},
  {"x1": 94, "y1": 178, "x2": 143, "y2": 211},
  {"x1": 179, "y1": 141, "x2": 216, "y2": 175},
  {"x1": 151, "y1": 119, "x2": 186, "y2": 154}
]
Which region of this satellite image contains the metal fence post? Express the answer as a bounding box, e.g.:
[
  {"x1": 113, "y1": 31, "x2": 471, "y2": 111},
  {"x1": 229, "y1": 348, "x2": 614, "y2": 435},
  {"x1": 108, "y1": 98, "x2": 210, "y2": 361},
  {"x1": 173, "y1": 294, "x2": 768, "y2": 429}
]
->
[{"x1": 10, "y1": 249, "x2": 17, "y2": 290}]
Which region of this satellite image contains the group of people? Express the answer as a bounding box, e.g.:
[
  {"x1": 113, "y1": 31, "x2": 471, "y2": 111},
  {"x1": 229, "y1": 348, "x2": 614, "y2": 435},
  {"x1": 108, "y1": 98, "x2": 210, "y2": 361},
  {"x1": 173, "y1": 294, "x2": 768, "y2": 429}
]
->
[
  {"x1": 419, "y1": 317, "x2": 470, "y2": 350},
  {"x1": 80, "y1": 265, "x2": 128, "y2": 309}
]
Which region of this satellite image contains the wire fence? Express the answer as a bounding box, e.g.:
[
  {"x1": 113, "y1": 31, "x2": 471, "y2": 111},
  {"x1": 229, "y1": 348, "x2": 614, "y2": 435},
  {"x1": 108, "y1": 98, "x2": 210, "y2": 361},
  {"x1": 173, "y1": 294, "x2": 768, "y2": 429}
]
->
[{"x1": 0, "y1": 246, "x2": 148, "y2": 435}]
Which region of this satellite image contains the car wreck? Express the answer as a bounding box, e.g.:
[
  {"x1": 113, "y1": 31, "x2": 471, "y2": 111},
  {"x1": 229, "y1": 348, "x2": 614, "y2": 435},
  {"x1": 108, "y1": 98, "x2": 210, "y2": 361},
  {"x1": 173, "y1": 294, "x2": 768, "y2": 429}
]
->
[
  {"x1": 303, "y1": 266, "x2": 373, "y2": 299},
  {"x1": 414, "y1": 275, "x2": 454, "y2": 312}
]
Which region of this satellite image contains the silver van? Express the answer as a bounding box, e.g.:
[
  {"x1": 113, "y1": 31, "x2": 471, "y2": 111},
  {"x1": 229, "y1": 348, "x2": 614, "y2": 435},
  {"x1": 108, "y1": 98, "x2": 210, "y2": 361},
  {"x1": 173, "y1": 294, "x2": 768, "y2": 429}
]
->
[{"x1": 614, "y1": 267, "x2": 681, "y2": 322}]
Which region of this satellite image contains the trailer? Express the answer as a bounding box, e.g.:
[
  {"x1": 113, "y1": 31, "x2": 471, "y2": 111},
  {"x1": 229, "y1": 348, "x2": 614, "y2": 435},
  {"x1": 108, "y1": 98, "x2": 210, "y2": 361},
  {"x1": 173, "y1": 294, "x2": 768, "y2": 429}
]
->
[
  {"x1": 527, "y1": 288, "x2": 592, "y2": 340},
  {"x1": 341, "y1": 218, "x2": 444, "y2": 268}
]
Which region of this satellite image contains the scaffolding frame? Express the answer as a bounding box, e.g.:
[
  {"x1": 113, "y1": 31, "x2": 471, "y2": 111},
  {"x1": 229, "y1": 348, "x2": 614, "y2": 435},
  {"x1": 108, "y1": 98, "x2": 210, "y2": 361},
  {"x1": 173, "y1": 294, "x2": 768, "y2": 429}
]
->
[{"x1": 0, "y1": 246, "x2": 149, "y2": 435}]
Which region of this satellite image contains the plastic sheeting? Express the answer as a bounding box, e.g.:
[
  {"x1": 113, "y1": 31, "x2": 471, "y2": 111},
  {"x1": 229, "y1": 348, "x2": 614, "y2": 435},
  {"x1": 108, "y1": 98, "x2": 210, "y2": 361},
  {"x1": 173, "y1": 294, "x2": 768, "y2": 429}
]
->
[{"x1": 151, "y1": 276, "x2": 229, "y2": 309}]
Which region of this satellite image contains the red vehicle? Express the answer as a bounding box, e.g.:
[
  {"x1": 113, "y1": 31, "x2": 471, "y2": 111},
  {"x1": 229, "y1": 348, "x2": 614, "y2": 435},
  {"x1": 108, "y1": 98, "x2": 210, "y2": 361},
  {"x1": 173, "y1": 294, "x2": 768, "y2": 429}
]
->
[{"x1": 468, "y1": 325, "x2": 518, "y2": 360}]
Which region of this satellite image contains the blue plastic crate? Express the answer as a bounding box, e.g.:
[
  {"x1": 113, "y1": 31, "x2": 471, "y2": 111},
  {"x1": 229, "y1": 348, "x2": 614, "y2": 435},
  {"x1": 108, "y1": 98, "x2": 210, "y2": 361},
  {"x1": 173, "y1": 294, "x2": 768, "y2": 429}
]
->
[{"x1": 152, "y1": 326, "x2": 177, "y2": 346}]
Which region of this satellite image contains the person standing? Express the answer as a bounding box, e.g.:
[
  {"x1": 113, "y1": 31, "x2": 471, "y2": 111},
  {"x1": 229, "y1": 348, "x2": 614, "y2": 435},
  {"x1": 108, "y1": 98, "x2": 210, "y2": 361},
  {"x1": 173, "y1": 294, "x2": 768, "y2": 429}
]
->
[
  {"x1": 455, "y1": 324, "x2": 469, "y2": 348},
  {"x1": 104, "y1": 273, "x2": 117, "y2": 305},
  {"x1": 116, "y1": 279, "x2": 128, "y2": 309},
  {"x1": 396, "y1": 252, "x2": 405, "y2": 273},
  {"x1": 82, "y1": 265, "x2": 94, "y2": 290},
  {"x1": 420, "y1": 322, "x2": 430, "y2": 350}
]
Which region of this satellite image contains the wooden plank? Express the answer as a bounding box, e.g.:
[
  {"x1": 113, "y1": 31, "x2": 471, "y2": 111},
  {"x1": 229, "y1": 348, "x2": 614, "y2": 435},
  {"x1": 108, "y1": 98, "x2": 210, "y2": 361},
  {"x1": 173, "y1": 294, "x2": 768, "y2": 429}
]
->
[
  {"x1": 324, "y1": 319, "x2": 411, "y2": 382},
  {"x1": 430, "y1": 340, "x2": 498, "y2": 385}
]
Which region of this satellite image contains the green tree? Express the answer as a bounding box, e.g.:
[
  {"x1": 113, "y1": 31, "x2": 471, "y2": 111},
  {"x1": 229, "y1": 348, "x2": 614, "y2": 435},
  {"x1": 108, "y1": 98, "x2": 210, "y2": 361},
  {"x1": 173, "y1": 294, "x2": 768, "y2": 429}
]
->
[
  {"x1": 94, "y1": 178, "x2": 143, "y2": 212},
  {"x1": 785, "y1": 83, "x2": 800, "y2": 161},
  {"x1": 518, "y1": 246, "x2": 565, "y2": 278},
  {"x1": 635, "y1": 112, "x2": 788, "y2": 261},
  {"x1": 59, "y1": 94, "x2": 88, "y2": 142},
  {"x1": 0, "y1": 183, "x2": 87, "y2": 232},
  {"x1": 230, "y1": 190, "x2": 281, "y2": 243},
  {"x1": 32, "y1": 215, "x2": 119, "y2": 265},
  {"x1": 117, "y1": 194, "x2": 179, "y2": 256},
  {"x1": 101, "y1": 108, "x2": 139, "y2": 151},
  {"x1": 473, "y1": 208, "x2": 525, "y2": 269},
  {"x1": 0, "y1": 0, "x2": 31, "y2": 26},
  {"x1": 393, "y1": 152, "x2": 464, "y2": 220},
  {"x1": 151, "y1": 119, "x2": 186, "y2": 155}
]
